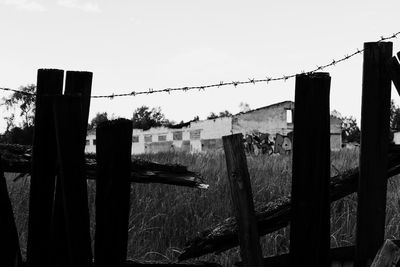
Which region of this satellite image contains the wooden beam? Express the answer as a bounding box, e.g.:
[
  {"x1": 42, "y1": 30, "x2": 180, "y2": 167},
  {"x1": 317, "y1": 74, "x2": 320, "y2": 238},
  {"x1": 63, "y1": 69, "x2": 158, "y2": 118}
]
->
[
  {"x1": 95, "y1": 119, "x2": 133, "y2": 267},
  {"x1": 26, "y1": 69, "x2": 64, "y2": 267},
  {"x1": 51, "y1": 71, "x2": 93, "y2": 266},
  {"x1": 0, "y1": 144, "x2": 208, "y2": 189},
  {"x1": 53, "y1": 96, "x2": 92, "y2": 267},
  {"x1": 290, "y1": 72, "x2": 331, "y2": 266},
  {"x1": 355, "y1": 42, "x2": 393, "y2": 267},
  {"x1": 222, "y1": 133, "x2": 264, "y2": 267}
]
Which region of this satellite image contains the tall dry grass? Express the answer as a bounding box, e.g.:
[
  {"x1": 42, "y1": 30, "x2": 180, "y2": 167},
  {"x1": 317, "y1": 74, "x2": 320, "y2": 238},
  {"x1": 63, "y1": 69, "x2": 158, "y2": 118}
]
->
[{"x1": 5, "y1": 148, "x2": 400, "y2": 266}]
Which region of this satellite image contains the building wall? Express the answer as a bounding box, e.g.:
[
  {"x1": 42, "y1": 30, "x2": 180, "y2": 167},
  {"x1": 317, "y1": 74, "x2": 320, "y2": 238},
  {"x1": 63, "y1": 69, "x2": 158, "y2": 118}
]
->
[
  {"x1": 84, "y1": 101, "x2": 343, "y2": 154},
  {"x1": 130, "y1": 117, "x2": 232, "y2": 154},
  {"x1": 232, "y1": 101, "x2": 295, "y2": 136},
  {"x1": 85, "y1": 130, "x2": 96, "y2": 154},
  {"x1": 394, "y1": 132, "x2": 400, "y2": 144}
]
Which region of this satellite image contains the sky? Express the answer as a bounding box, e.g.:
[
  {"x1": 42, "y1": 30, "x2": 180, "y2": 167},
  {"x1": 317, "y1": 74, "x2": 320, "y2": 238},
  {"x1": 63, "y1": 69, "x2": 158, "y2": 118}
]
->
[{"x1": 1, "y1": 0, "x2": 400, "y2": 132}]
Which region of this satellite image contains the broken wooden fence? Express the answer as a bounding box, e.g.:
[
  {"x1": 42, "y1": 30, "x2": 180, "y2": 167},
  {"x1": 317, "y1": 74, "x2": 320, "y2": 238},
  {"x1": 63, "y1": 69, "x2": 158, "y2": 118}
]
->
[
  {"x1": 179, "y1": 41, "x2": 400, "y2": 267},
  {"x1": 1, "y1": 41, "x2": 400, "y2": 267},
  {"x1": 0, "y1": 69, "x2": 218, "y2": 267}
]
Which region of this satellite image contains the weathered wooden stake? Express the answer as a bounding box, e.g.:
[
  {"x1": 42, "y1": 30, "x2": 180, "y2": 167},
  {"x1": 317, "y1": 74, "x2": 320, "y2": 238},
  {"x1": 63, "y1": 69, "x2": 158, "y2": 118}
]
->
[
  {"x1": 222, "y1": 133, "x2": 264, "y2": 267},
  {"x1": 290, "y1": 72, "x2": 331, "y2": 267},
  {"x1": 95, "y1": 119, "x2": 133, "y2": 267},
  {"x1": 355, "y1": 42, "x2": 393, "y2": 267},
  {"x1": 53, "y1": 95, "x2": 92, "y2": 267},
  {"x1": 0, "y1": 158, "x2": 22, "y2": 266},
  {"x1": 51, "y1": 71, "x2": 93, "y2": 266},
  {"x1": 27, "y1": 69, "x2": 64, "y2": 267},
  {"x1": 388, "y1": 56, "x2": 400, "y2": 95}
]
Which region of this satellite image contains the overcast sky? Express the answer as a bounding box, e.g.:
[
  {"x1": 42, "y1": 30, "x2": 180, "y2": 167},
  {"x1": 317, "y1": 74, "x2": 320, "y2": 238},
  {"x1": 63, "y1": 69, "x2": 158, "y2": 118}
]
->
[{"x1": 1, "y1": 0, "x2": 400, "y2": 132}]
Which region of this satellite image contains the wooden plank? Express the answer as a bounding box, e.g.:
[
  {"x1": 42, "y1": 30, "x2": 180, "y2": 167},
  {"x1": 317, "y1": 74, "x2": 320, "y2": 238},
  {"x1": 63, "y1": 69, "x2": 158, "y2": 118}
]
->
[
  {"x1": 0, "y1": 156, "x2": 22, "y2": 266},
  {"x1": 222, "y1": 133, "x2": 264, "y2": 267},
  {"x1": 53, "y1": 96, "x2": 92, "y2": 267},
  {"x1": 95, "y1": 119, "x2": 133, "y2": 267},
  {"x1": 371, "y1": 240, "x2": 400, "y2": 267},
  {"x1": 26, "y1": 69, "x2": 64, "y2": 267},
  {"x1": 0, "y1": 144, "x2": 208, "y2": 189},
  {"x1": 355, "y1": 42, "x2": 393, "y2": 267},
  {"x1": 388, "y1": 56, "x2": 400, "y2": 96},
  {"x1": 290, "y1": 72, "x2": 331, "y2": 267},
  {"x1": 64, "y1": 70, "x2": 93, "y2": 145},
  {"x1": 51, "y1": 71, "x2": 93, "y2": 266}
]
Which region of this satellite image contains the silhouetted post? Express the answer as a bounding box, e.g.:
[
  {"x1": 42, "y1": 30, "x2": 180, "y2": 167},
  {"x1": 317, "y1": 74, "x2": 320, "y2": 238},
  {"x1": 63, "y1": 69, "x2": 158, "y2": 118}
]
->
[
  {"x1": 290, "y1": 72, "x2": 331, "y2": 267},
  {"x1": 355, "y1": 42, "x2": 393, "y2": 267},
  {"x1": 95, "y1": 119, "x2": 133, "y2": 267},
  {"x1": 27, "y1": 69, "x2": 64, "y2": 267},
  {"x1": 64, "y1": 71, "x2": 93, "y2": 142},
  {"x1": 53, "y1": 95, "x2": 92, "y2": 267},
  {"x1": 0, "y1": 158, "x2": 22, "y2": 266},
  {"x1": 222, "y1": 133, "x2": 264, "y2": 267},
  {"x1": 51, "y1": 71, "x2": 93, "y2": 266},
  {"x1": 388, "y1": 55, "x2": 400, "y2": 95}
]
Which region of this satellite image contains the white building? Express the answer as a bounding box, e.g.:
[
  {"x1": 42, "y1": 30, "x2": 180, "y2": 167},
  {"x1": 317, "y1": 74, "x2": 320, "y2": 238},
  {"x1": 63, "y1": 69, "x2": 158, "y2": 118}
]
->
[{"x1": 85, "y1": 101, "x2": 342, "y2": 154}]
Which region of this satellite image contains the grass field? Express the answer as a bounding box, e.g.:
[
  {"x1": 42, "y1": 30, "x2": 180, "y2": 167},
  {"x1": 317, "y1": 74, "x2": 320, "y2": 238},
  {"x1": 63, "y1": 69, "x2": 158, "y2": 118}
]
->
[{"x1": 5, "y1": 148, "x2": 400, "y2": 266}]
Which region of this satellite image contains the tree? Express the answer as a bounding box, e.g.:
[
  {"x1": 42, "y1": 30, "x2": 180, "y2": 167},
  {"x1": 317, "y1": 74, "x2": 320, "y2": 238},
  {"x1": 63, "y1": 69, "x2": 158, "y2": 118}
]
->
[
  {"x1": 1, "y1": 84, "x2": 36, "y2": 144},
  {"x1": 2, "y1": 84, "x2": 36, "y2": 129},
  {"x1": 132, "y1": 106, "x2": 170, "y2": 130},
  {"x1": 219, "y1": 110, "x2": 232, "y2": 117},
  {"x1": 88, "y1": 112, "x2": 109, "y2": 130},
  {"x1": 207, "y1": 110, "x2": 232, "y2": 120},
  {"x1": 207, "y1": 112, "x2": 218, "y2": 120},
  {"x1": 390, "y1": 100, "x2": 400, "y2": 131},
  {"x1": 341, "y1": 116, "x2": 360, "y2": 143}
]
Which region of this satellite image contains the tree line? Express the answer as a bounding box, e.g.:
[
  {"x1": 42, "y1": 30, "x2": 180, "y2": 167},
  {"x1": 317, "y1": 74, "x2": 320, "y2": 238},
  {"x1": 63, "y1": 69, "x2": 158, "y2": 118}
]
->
[{"x1": 2, "y1": 84, "x2": 400, "y2": 145}]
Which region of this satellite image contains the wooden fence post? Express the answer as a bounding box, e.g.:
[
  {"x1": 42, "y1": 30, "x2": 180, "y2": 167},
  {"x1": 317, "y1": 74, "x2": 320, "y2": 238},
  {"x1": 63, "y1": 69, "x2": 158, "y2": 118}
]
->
[
  {"x1": 51, "y1": 71, "x2": 93, "y2": 266},
  {"x1": 64, "y1": 71, "x2": 93, "y2": 142},
  {"x1": 95, "y1": 119, "x2": 133, "y2": 267},
  {"x1": 27, "y1": 69, "x2": 64, "y2": 267},
  {"x1": 0, "y1": 157, "x2": 22, "y2": 266},
  {"x1": 222, "y1": 133, "x2": 264, "y2": 267},
  {"x1": 388, "y1": 55, "x2": 400, "y2": 95},
  {"x1": 289, "y1": 72, "x2": 331, "y2": 267},
  {"x1": 53, "y1": 95, "x2": 92, "y2": 267},
  {"x1": 355, "y1": 42, "x2": 393, "y2": 267}
]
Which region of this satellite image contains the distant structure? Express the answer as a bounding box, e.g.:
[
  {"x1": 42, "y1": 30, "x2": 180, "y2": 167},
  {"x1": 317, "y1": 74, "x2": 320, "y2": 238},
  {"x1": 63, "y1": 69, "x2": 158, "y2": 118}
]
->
[{"x1": 85, "y1": 101, "x2": 343, "y2": 154}]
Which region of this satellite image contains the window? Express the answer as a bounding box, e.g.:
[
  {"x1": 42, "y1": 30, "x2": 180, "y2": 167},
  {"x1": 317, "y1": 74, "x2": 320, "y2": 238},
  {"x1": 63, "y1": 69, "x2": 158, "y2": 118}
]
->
[
  {"x1": 144, "y1": 135, "x2": 152, "y2": 143},
  {"x1": 286, "y1": 109, "x2": 293, "y2": 124},
  {"x1": 132, "y1": 135, "x2": 139, "y2": 143},
  {"x1": 158, "y1": 135, "x2": 167, "y2": 142},
  {"x1": 190, "y1": 129, "x2": 201, "y2": 140},
  {"x1": 173, "y1": 131, "x2": 182, "y2": 141},
  {"x1": 93, "y1": 139, "x2": 97, "y2": 145},
  {"x1": 85, "y1": 140, "x2": 90, "y2": 145}
]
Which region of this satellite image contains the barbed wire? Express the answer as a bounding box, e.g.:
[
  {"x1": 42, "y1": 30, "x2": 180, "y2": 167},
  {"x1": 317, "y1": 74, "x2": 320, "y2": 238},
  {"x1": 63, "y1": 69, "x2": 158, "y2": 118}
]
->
[{"x1": 1, "y1": 31, "x2": 399, "y2": 99}]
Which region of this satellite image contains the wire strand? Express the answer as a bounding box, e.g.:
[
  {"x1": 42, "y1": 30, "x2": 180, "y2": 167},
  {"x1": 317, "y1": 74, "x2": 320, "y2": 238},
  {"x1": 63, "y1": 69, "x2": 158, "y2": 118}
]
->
[{"x1": 1, "y1": 31, "x2": 399, "y2": 99}]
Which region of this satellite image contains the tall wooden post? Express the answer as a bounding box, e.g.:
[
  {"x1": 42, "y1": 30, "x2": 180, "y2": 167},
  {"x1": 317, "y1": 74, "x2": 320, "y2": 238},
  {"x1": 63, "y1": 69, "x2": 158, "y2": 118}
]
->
[
  {"x1": 355, "y1": 42, "x2": 393, "y2": 267},
  {"x1": 0, "y1": 158, "x2": 22, "y2": 266},
  {"x1": 222, "y1": 133, "x2": 264, "y2": 267},
  {"x1": 290, "y1": 72, "x2": 331, "y2": 267},
  {"x1": 27, "y1": 69, "x2": 64, "y2": 267},
  {"x1": 95, "y1": 119, "x2": 133, "y2": 267},
  {"x1": 53, "y1": 95, "x2": 92, "y2": 267},
  {"x1": 51, "y1": 71, "x2": 93, "y2": 266}
]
